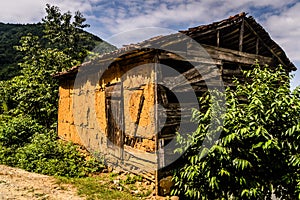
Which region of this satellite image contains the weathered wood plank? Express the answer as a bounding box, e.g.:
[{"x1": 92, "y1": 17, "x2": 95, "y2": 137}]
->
[
  {"x1": 133, "y1": 91, "x2": 145, "y2": 137},
  {"x1": 158, "y1": 51, "x2": 222, "y2": 65},
  {"x1": 122, "y1": 145, "x2": 157, "y2": 172},
  {"x1": 187, "y1": 43, "x2": 272, "y2": 65},
  {"x1": 243, "y1": 20, "x2": 287, "y2": 68},
  {"x1": 184, "y1": 22, "x2": 239, "y2": 39},
  {"x1": 105, "y1": 83, "x2": 122, "y2": 98},
  {"x1": 239, "y1": 19, "x2": 244, "y2": 51},
  {"x1": 256, "y1": 37, "x2": 259, "y2": 55},
  {"x1": 160, "y1": 66, "x2": 221, "y2": 89},
  {"x1": 217, "y1": 30, "x2": 220, "y2": 47}
]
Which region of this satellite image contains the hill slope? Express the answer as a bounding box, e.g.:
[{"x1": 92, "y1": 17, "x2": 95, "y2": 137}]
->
[{"x1": 0, "y1": 22, "x2": 117, "y2": 80}]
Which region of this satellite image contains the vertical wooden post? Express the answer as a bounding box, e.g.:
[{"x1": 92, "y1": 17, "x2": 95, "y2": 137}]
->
[
  {"x1": 219, "y1": 62, "x2": 224, "y2": 75},
  {"x1": 159, "y1": 139, "x2": 165, "y2": 168},
  {"x1": 239, "y1": 19, "x2": 244, "y2": 52},
  {"x1": 154, "y1": 52, "x2": 159, "y2": 196},
  {"x1": 120, "y1": 67, "x2": 125, "y2": 161},
  {"x1": 256, "y1": 37, "x2": 259, "y2": 55},
  {"x1": 217, "y1": 30, "x2": 220, "y2": 47}
]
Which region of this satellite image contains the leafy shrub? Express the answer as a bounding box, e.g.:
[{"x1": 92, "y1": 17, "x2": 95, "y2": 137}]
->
[
  {"x1": 0, "y1": 115, "x2": 45, "y2": 147},
  {"x1": 172, "y1": 64, "x2": 300, "y2": 199},
  {"x1": 15, "y1": 133, "x2": 103, "y2": 177},
  {"x1": 0, "y1": 115, "x2": 103, "y2": 177}
]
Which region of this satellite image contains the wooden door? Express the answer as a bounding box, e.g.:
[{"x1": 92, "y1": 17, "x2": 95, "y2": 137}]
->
[{"x1": 105, "y1": 83, "x2": 123, "y2": 158}]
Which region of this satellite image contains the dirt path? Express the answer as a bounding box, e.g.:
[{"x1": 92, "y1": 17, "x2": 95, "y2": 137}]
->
[{"x1": 0, "y1": 165, "x2": 84, "y2": 200}]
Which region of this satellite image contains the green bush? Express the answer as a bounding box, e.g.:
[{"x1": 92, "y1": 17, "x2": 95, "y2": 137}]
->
[
  {"x1": 172, "y1": 64, "x2": 300, "y2": 199},
  {"x1": 0, "y1": 115, "x2": 45, "y2": 147},
  {"x1": 15, "y1": 133, "x2": 103, "y2": 177},
  {"x1": 0, "y1": 115, "x2": 103, "y2": 177}
]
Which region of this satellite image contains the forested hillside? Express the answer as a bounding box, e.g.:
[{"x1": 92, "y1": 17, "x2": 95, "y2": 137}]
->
[{"x1": 0, "y1": 22, "x2": 116, "y2": 80}]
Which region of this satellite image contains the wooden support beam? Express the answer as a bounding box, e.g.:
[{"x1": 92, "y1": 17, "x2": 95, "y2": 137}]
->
[
  {"x1": 185, "y1": 21, "x2": 240, "y2": 39},
  {"x1": 133, "y1": 90, "x2": 145, "y2": 137},
  {"x1": 153, "y1": 54, "x2": 159, "y2": 196},
  {"x1": 239, "y1": 19, "x2": 244, "y2": 52},
  {"x1": 217, "y1": 30, "x2": 220, "y2": 47},
  {"x1": 158, "y1": 139, "x2": 165, "y2": 168},
  {"x1": 188, "y1": 43, "x2": 272, "y2": 66},
  {"x1": 158, "y1": 51, "x2": 222, "y2": 65},
  {"x1": 120, "y1": 65, "x2": 125, "y2": 160},
  {"x1": 244, "y1": 20, "x2": 287, "y2": 68},
  {"x1": 160, "y1": 65, "x2": 220, "y2": 89},
  {"x1": 222, "y1": 28, "x2": 239, "y2": 40},
  {"x1": 256, "y1": 37, "x2": 259, "y2": 55}
]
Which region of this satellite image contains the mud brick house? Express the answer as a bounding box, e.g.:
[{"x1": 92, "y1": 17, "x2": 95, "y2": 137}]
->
[{"x1": 54, "y1": 13, "x2": 296, "y2": 195}]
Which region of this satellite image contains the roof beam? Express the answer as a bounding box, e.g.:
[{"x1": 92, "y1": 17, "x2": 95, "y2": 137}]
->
[
  {"x1": 256, "y1": 37, "x2": 259, "y2": 55},
  {"x1": 244, "y1": 19, "x2": 287, "y2": 68},
  {"x1": 239, "y1": 19, "x2": 245, "y2": 51},
  {"x1": 217, "y1": 30, "x2": 220, "y2": 47},
  {"x1": 187, "y1": 43, "x2": 272, "y2": 66}
]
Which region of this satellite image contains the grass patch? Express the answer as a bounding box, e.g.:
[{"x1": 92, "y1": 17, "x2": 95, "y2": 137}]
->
[{"x1": 56, "y1": 173, "x2": 153, "y2": 200}]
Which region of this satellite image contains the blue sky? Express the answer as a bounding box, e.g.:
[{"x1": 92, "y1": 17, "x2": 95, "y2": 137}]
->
[{"x1": 1, "y1": 0, "x2": 300, "y2": 88}]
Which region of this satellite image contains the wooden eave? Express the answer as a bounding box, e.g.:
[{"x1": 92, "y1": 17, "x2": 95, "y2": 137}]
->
[
  {"x1": 180, "y1": 12, "x2": 296, "y2": 71},
  {"x1": 54, "y1": 12, "x2": 296, "y2": 78}
]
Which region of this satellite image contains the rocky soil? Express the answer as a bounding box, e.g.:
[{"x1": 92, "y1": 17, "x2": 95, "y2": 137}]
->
[{"x1": 0, "y1": 165, "x2": 83, "y2": 200}]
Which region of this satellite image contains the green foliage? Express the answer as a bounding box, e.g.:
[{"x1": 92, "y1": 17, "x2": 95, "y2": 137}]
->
[
  {"x1": 15, "y1": 134, "x2": 103, "y2": 177},
  {"x1": 0, "y1": 115, "x2": 44, "y2": 147},
  {"x1": 0, "y1": 4, "x2": 116, "y2": 127},
  {"x1": 0, "y1": 23, "x2": 44, "y2": 80},
  {"x1": 42, "y1": 4, "x2": 90, "y2": 62},
  {"x1": 172, "y1": 63, "x2": 300, "y2": 199},
  {"x1": 121, "y1": 174, "x2": 143, "y2": 184},
  {"x1": 0, "y1": 15, "x2": 116, "y2": 80},
  {"x1": 0, "y1": 4, "x2": 107, "y2": 178},
  {"x1": 0, "y1": 114, "x2": 103, "y2": 177},
  {"x1": 7, "y1": 34, "x2": 77, "y2": 128}
]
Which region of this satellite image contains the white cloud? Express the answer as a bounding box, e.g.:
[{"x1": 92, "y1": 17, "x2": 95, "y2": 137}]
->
[
  {"x1": 0, "y1": 0, "x2": 45, "y2": 23},
  {"x1": 0, "y1": 0, "x2": 93, "y2": 23},
  {"x1": 90, "y1": 0, "x2": 297, "y2": 36},
  {"x1": 263, "y1": 2, "x2": 300, "y2": 62}
]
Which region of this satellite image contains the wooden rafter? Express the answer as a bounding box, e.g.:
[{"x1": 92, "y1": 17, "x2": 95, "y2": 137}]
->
[
  {"x1": 244, "y1": 19, "x2": 287, "y2": 68},
  {"x1": 239, "y1": 18, "x2": 245, "y2": 51}
]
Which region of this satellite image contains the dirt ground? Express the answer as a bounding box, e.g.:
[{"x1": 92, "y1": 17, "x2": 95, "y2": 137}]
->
[{"x1": 0, "y1": 165, "x2": 83, "y2": 200}]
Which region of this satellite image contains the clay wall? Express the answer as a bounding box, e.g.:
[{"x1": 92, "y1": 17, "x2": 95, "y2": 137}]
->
[{"x1": 57, "y1": 61, "x2": 157, "y2": 176}]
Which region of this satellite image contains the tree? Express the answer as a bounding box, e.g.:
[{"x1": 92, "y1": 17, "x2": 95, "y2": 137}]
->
[
  {"x1": 0, "y1": 4, "x2": 91, "y2": 128},
  {"x1": 172, "y1": 63, "x2": 300, "y2": 199},
  {"x1": 8, "y1": 35, "x2": 77, "y2": 128},
  {"x1": 42, "y1": 4, "x2": 90, "y2": 62}
]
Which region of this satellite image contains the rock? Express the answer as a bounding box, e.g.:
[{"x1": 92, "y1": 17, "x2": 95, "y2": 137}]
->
[
  {"x1": 117, "y1": 186, "x2": 123, "y2": 191},
  {"x1": 159, "y1": 176, "x2": 174, "y2": 195},
  {"x1": 112, "y1": 169, "x2": 121, "y2": 174},
  {"x1": 107, "y1": 166, "x2": 113, "y2": 173},
  {"x1": 131, "y1": 190, "x2": 139, "y2": 195},
  {"x1": 171, "y1": 196, "x2": 179, "y2": 200},
  {"x1": 113, "y1": 179, "x2": 120, "y2": 185},
  {"x1": 150, "y1": 182, "x2": 155, "y2": 189}
]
